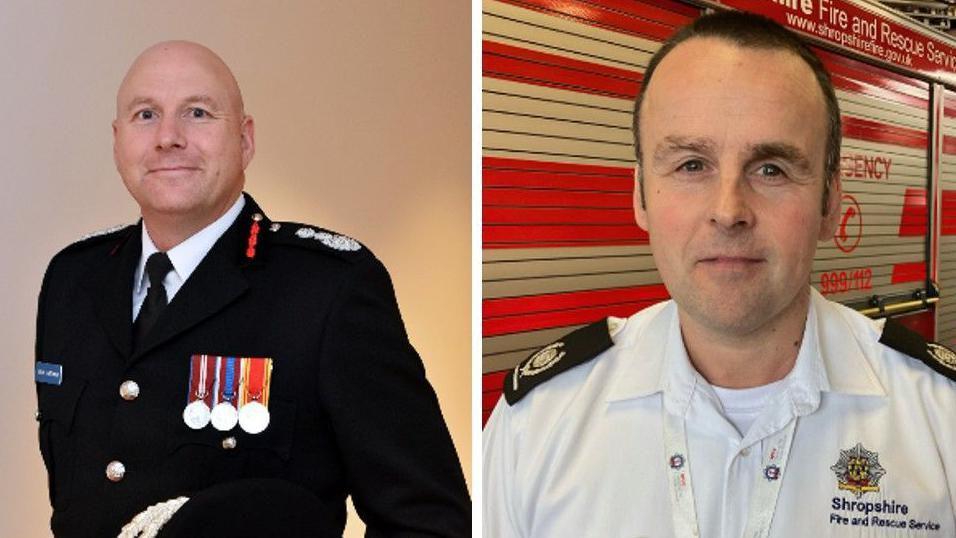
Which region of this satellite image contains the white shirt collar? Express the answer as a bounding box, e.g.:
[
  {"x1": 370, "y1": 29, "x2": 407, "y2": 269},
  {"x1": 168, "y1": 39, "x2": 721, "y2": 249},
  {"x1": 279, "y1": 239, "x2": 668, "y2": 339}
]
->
[
  {"x1": 606, "y1": 288, "x2": 885, "y2": 406},
  {"x1": 134, "y1": 195, "x2": 246, "y2": 295},
  {"x1": 605, "y1": 300, "x2": 676, "y2": 403},
  {"x1": 809, "y1": 287, "x2": 885, "y2": 397}
]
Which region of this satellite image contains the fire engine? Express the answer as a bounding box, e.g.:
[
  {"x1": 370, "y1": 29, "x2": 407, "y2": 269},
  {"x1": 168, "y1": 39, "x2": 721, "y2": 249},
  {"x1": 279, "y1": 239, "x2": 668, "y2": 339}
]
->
[{"x1": 482, "y1": 0, "x2": 956, "y2": 423}]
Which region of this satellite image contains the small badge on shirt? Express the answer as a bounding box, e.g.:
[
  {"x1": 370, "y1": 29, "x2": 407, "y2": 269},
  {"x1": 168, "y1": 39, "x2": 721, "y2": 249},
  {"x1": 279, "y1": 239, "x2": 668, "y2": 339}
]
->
[
  {"x1": 35, "y1": 362, "x2": 63, "y2": 385},
  {"x1": 830, "y1": 442, "x2": 885, "y2": 498},
  {"x1": 763, "y1": 464, "x2": 781, "y2": 481}
]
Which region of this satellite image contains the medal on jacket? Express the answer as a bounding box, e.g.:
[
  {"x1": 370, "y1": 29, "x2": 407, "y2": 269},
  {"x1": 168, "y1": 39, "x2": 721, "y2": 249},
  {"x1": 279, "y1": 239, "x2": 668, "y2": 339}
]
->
[
  {"x1": 238, "y1": 357, "x2": 273, "y2": 434},
  {"x1": 183, "y1": 354, "x2": 214, "y2": 430},
  {"x1": 211, "y1": 356, "x2": 240, "y2": 431}
]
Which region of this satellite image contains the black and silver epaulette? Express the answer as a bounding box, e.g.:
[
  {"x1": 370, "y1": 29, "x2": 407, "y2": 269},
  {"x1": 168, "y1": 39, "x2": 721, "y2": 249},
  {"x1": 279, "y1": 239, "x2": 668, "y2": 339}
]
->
[
  {"x1": 65, "y1": 223, "x2": 136, "y2": 255},
  {"x1": 504, "y1": 318, "x2": 616, "y2": 405},
  {"x1": 265, "y1": 221, "x2": 367, "y2": 261},
  {"x1": 879, "y1": 318, "x2": 956, "y2": 382}
]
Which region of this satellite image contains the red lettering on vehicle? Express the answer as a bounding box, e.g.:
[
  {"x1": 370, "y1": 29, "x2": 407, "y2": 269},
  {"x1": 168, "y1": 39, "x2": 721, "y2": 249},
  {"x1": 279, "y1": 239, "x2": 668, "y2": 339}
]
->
[
  {"x1": 820, "y1": 268, "x2": 873, "y2": 295},
  {"x1": 840, "y1": 154, "x2": 892, "y2": 180},
  {"x1": 835, "y1": 194, "x2": 863, "y2": 253}
]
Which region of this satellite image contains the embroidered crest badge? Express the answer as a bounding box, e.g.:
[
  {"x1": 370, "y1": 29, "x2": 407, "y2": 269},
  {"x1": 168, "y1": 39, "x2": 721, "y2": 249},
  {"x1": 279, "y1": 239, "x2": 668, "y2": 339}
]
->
[
  {"x1": 830, "y1": 443, "x2": 886, "y2": 498},
  {"x1": 295, "y1": 227, "x2": 362, "y2": 251},
  {"x1": 927, "y1": 343, "x2": 956, "y2": 371},
  {"x1": 517, "y1": 342, "x2": 566, "y2": 381}
]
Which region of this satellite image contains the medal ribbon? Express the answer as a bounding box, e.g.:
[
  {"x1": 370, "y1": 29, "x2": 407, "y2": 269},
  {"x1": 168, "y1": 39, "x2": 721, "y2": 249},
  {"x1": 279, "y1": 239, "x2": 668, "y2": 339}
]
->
[
  {"x1": 262, "y1": 358, "x2": 272, "y2": 405},
  {"x1": 211, "y1": 356, "x2": 222, "y2": 407},
  {"x1": 218, "y1": 357, "x2": 239, "y2": 405},
  {"x1": 187, "y1": 354, "x2": 215, "y2": 406},
  {"x1": 662, "y1": 406, "x2": 799, "y2": 538},
  {"x1": 241, "y1": 358, "x2": 272, "y2": 407}
]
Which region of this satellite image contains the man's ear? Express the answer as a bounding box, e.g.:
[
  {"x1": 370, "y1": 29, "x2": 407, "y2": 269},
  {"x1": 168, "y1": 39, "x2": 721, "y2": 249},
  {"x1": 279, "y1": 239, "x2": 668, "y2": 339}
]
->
[
  {"x1": 633, "y1": 165, "x2": 649, "y2": 231},
  {"x1": 819, "y1": 172, "x2": 842, "y2": 241},
  {"x1": 240, "y1": 115, "x2": 256, "y2": 170}
]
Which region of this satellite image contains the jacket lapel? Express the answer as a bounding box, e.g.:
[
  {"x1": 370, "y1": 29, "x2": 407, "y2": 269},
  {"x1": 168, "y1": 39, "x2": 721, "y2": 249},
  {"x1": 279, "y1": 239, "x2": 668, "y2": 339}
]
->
[
  {"x1": 131, "y1": 196, "x2": 263, "y2": 359},
  {"x1": 89, "y1": 225, "x2": 141, "y2": 359}
]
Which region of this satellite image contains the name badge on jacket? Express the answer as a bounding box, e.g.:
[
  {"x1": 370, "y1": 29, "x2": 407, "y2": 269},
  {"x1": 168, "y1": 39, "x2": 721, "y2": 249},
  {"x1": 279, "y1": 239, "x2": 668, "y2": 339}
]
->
[{"x1": 35, "y1": 362, "x2": 63, "y2": 386}]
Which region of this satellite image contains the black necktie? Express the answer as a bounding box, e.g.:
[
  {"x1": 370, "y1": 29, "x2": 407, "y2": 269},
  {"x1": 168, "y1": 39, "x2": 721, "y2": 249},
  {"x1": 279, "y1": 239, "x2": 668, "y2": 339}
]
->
[{"x1": 133, "y1": 252, "x2": 173, "y2": 347}]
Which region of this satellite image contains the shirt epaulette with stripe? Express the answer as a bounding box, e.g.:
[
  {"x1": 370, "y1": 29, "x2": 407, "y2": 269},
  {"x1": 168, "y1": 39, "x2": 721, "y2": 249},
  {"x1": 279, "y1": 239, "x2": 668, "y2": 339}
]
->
[
  {"x1": 504, "y1": 318, "x2": 615, "y2": 405},
  {"x1": 879, "y1": 317, "x2": 956, "y2": 382},
  {"x1": 266, "y1": 222, "x2": 368, "y2": 261}
]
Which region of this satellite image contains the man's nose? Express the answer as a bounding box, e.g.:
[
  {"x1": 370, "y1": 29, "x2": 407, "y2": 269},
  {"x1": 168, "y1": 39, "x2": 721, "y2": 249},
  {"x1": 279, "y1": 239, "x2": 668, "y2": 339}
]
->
[
  {"x1": 710, "y1": 173, "x2": 754, "y2": 231},
  {"x1": 155, "y1": 116, "x2": 186, "y2": 150}
]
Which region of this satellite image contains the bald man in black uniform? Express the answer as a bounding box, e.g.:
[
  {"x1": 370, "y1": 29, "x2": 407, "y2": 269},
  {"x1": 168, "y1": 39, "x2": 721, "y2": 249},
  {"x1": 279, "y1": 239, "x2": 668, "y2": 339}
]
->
[{"x1": 34, "y1": 41, "x2": 469, "y2": 537}]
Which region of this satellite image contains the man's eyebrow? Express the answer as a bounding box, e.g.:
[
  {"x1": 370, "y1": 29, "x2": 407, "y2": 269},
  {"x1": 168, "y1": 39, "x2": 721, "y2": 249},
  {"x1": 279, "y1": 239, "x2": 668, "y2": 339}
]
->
[
  {"x1": 182, "y1": 94, "x2": 222, "y2": 109},
  {"x1": 124, "y1": 97, "x2": 157, "y2": 113},
  {"x1": 746, "y1": 142, "x2": 813, "y2": 174},
  {"x1": 123, "y1": 95, "x2": 222, "y2": 113},
  {"x1": 652, "y1": 136, "x2": 717, "y2": 165}
]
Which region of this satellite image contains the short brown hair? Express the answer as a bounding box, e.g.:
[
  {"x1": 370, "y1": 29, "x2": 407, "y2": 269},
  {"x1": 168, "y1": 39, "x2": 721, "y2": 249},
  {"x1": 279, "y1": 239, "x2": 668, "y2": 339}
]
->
[{"x1": 632, "y1": 10, "x2": 841, "y2": 213}]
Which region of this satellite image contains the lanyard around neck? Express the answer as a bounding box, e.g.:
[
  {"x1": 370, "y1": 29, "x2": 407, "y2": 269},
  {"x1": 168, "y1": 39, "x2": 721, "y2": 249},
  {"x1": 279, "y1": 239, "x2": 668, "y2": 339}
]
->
[{"x1": 662, "y1": 403, "x2": 799, "y2": 538}]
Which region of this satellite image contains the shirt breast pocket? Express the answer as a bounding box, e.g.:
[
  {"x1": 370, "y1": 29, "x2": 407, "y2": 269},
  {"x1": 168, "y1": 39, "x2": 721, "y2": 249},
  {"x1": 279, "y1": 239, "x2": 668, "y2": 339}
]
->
[{"x1": 37, "y1": 377, "x2": 87, "y2": 510}]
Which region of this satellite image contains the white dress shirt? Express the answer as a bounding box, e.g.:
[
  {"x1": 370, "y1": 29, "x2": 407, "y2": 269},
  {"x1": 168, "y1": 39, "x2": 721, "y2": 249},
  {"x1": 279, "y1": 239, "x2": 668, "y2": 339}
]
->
[
  {"x1": 132, "y1": 195, "x2": 245, "y2": 321},
  {"x1": 483, "y1": 288, "x2": 956, "y2": 537}
]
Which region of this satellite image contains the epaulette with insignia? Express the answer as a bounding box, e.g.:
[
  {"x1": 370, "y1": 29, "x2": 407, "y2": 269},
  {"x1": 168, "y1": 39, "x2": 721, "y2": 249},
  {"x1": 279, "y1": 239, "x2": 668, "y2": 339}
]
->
[
  {"x1": 76, "y1": 224, "x2": 133, "y2": 244},
  {"x1": 505, "y1": 318, "x2": 615, "y2": 405},
  {"x1": 879, "y1": 318, "x2": 956, "y2": 382},
  {"x1": 63, "y1": 223, "x2": 135, "y2": 255},
  {"x1": 265, "y1": 222, "x2": 367, "y2": 261}
]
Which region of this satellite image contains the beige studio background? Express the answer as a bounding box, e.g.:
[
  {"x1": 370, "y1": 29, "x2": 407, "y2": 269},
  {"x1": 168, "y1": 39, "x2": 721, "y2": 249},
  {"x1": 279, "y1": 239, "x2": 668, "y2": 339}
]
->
[{"x1": 0, "y1": 1, "x2": 470, "y2": 536}]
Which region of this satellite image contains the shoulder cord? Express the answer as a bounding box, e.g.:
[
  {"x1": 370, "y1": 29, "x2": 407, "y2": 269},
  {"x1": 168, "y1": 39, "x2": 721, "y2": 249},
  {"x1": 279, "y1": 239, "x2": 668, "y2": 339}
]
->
[{"x1": 117, "y1": 496, "x2": 190, "y2": 538}]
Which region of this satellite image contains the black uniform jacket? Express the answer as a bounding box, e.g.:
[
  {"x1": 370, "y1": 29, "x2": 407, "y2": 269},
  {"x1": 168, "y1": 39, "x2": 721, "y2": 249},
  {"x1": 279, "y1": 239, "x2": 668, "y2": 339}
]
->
[{"x1": 35, "y1": 193, "x2": 470, "y2": 537}]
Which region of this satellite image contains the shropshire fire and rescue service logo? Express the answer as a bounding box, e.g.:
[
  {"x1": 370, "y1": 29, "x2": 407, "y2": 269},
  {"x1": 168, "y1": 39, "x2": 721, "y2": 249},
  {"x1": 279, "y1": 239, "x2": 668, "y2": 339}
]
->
[{"x1": 830, "y1": 443, "x2": 886, "y2": 498}]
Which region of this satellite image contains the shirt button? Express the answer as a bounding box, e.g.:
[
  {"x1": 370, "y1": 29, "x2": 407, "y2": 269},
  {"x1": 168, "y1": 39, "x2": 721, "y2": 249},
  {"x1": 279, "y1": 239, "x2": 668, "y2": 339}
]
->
[
  {"x1": 106, "y1": 460, "x2": 126, "y2": 482},
  {"x1": 119, "y1": 380, "x2": 140, "y2": 401},
  {"x1": 740, "y1": 447, "x2": 751, "y2": 457},
  {"x1": 222, "y1": 436, "x2": 237, "y2": 450},
  {"x1": 34, "y1": 410, "x2": 42, "y2": 421}
]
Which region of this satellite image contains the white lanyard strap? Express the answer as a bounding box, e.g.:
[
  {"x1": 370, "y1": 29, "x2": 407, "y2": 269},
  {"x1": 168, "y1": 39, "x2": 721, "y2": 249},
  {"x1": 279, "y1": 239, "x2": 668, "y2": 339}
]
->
[
  {"x1": 663, "y1": 411, "x2": 799, "y2": 538},
  {"x1": 742, "y1": 418, "x2": 798, "y2": 538},
  {"x1": 663, "y1": 411, "x2": 700, "y2": 538}
]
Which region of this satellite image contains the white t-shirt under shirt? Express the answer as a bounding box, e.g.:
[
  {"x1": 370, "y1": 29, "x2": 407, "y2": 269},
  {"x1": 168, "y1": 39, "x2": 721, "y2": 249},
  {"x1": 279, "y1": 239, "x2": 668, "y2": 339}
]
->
[{"x1": 712, "y1": 378, "x2": 788, "y2": 436}]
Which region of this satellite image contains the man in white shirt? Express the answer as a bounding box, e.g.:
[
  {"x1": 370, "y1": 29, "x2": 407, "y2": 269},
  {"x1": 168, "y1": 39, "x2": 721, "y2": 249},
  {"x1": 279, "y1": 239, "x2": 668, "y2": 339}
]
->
[
  {"x1": 483, "y1": 11, "x2": 956, "y2": 537},
  {"x1": 35, "y1": 40, "x2": 469, "y2": 537}
]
